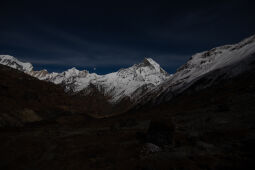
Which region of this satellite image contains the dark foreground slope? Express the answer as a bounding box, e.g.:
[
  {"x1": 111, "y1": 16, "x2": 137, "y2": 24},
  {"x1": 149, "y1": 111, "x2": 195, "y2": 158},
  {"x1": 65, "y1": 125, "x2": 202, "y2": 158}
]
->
[
  {"x1": 0, "y1": 63, "x2": 255, "y2": 170},
  {"x1": 0, "y1": 64, "x2": 75, "y2": 127},
  {"x1": 0, "y1": 64, "x2": 124, "y2": 127},
  {"x1": 129, "y1": 68, "x2": 255, "y2": 170}
]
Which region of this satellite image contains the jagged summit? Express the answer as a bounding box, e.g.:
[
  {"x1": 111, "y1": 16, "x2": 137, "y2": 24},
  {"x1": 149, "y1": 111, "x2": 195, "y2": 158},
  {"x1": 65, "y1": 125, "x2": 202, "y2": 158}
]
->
[
  {"x1": 0, "y1": 56, "x2": 170, "y2": 103},
  {"x1": 64, "y1": 67, "x2": 84, "y2": 77},
  {"x1": 29, "y1": 69, "x2": 49, "y2": 78},
  {"x1": 2, "y1": 34, "x2": 253, "y2": 105},
  {"x1": 136, "y1": 58, "x2": 160, "y2": 69},
  {"x1": 137, "y1": 34, "x2": 255, "y2": 104},
  {"x1": 133, "y1": 58, "x2": 165, "y2": 74},
  {"x1": 0, "y1": 55, "x2": 33, "y2": 72}
]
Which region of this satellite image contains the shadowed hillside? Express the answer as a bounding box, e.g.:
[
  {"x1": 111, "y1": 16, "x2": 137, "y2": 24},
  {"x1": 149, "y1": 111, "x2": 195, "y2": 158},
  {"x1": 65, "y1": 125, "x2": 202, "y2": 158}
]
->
[{"x1": 0, "y1": 63, "x2": 255, "y2": 169}]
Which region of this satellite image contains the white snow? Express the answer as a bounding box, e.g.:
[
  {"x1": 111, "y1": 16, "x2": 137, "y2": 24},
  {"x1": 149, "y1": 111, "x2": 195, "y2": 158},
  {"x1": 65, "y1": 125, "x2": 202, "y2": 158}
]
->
[
  {"x1": 2, "y1": 34, "x2": 253, "y2": 105},
  {"x1": 0, "y1": 55, "x2": 33, "y2": 72},
  {"x1": 169, "y1": 35, "x2": 255, "y2": 88},
  {"x1": 138, "y1": 34, "x2": 255, "y2": 104},
  {"x1": 41, "y1": 58, "x2": 171, "y2": 102},
  {"x1": 0, "y1": 55, "x2": 170, "y2": 103}
]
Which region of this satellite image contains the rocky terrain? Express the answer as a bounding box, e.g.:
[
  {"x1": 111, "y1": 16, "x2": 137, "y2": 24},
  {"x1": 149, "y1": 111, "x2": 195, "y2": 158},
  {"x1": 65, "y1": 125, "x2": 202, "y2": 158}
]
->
[
  {"x1": 0, "y1": 65, "x2": 254, "y2": 170},
  {"x1": 0, "y1": 34, "x2": 255, "y2": 170}
]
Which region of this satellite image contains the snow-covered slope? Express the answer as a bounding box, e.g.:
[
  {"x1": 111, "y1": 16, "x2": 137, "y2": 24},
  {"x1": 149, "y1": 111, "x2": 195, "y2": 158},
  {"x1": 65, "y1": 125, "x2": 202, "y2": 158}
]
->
[
  {"x1": 139, "y1": 34, "x2": 255, "y2": 104},
  {"x1": 169, "y1": 35, "x2": 255, "y2": 89},
  {"x1": 2, "y1": 34, "x2": 254, "y2": 107},
  {"x1": 0, "y1": 55, "x2": 33, "y2": 72},
  {"x1": 35, "y1": 58, "x2": 170, "y2": 102},
  {"x1": 0, "y1": 55, "x2": 171, "y2": 103}
]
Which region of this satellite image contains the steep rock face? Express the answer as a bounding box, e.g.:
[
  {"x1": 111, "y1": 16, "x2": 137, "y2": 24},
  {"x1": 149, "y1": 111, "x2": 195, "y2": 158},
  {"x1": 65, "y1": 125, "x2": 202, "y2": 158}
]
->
[
  {"x1": 0, "y1": 55, "x2": 171, "y2": 103},
  {"x1": 139, "y1": 34, "x2": 255, "y2": 104},
  {"x1": 29, "y1": 69, "x2": 49, "y2": 79}
]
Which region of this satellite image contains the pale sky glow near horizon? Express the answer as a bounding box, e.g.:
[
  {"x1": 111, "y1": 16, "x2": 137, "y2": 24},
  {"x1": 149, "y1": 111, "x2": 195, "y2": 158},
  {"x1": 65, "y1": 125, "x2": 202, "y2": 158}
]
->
[{"x1": 0, "y1": 0, "x2": 254, "y2": 74}]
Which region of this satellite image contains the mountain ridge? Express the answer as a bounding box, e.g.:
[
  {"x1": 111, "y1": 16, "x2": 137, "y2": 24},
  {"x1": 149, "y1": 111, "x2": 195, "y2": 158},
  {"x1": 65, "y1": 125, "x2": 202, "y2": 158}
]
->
[
  {"x1": 0, "y1": 55, "x2": 171, "y2": 103},
  {"x1": 1, "y1": 34, "x2": 254, "y2": 109},
  {"x1": 135, "y1": 34, "x2": 255, "y2": 105}
]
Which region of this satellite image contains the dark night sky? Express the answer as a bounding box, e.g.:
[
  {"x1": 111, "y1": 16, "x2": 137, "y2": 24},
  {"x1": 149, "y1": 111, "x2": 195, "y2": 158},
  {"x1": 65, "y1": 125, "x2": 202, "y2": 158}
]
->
[{"x1": 0, "y1": 0, "x2": 254, "y2": 74}]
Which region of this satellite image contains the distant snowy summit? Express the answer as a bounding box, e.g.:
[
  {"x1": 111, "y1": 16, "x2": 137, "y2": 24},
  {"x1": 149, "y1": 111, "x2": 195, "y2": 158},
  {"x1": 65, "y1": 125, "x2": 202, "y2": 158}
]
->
[
  {"x1": 138, "y1": 34, "x2": 255, "y2": 104},
  {"x1": 0, "y1": 55, "x2": 33, "y2": 72},
  {"x1": 0, "y1": 55, "x2": 171, "y2": 103},
  {"x1": 1, "y1": 34, "x2": 255, "y2": 105}
]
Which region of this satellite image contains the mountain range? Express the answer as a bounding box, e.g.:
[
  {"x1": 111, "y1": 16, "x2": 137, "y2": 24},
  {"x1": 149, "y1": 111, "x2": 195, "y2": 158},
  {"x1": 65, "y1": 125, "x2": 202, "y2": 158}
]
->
[
  {"x1": 0, "y1": 34, "x2": 255, "y2": 170},
  {"x1": 0, "y1": 55, "x2": 170, "y2": 103},
  {"x1": 1, "y1": 34, "x2": 254, "y2": 110}
]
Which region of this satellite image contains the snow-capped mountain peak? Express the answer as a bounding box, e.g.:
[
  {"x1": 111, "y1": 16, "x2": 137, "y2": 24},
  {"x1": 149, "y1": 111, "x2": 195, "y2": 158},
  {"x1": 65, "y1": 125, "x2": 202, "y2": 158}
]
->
[
  {"x1": 138, "y1": 34, "x2": 255, "y2": 105},
  {"x1": 0, "y1": 55, "x2": 33, "y2": 72},
  {"x1": 141, "y1": 58, "x2": 161, "y2": 71},
  {"x1": 0, "y1": 55, "x2": 170, "y2": 103},
  {"x1": 63, "y1": 58, "x2": 171, "y2": 102},
  {"x1": 132, "y1": 58, "x2": 165, "y2": 75},
  {"x1": 63, "y1": 67, "x2": 82, "y2": 77},
  {"x1": 173, "y1": 34, "x2": 255, "y2": 87},
  {"x1": 1, "y1": 34, "x2": 254, "y2": 108},
  {"x1": 89, "y1": 58, "x2": 171, "y2": 102}
]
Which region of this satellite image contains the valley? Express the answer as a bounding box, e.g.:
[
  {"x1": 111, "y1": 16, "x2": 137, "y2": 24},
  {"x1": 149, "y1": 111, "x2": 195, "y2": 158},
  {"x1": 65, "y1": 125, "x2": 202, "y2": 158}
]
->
[{"x1": 0, "y1": 35, "x2": 255, "y2": 170}]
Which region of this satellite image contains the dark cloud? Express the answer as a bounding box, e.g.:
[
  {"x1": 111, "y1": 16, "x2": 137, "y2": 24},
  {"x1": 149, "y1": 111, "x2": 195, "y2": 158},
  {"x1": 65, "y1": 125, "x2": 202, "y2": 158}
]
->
[{"x1": 0, "y1": 0, "x2": 254, "y2": 74}]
